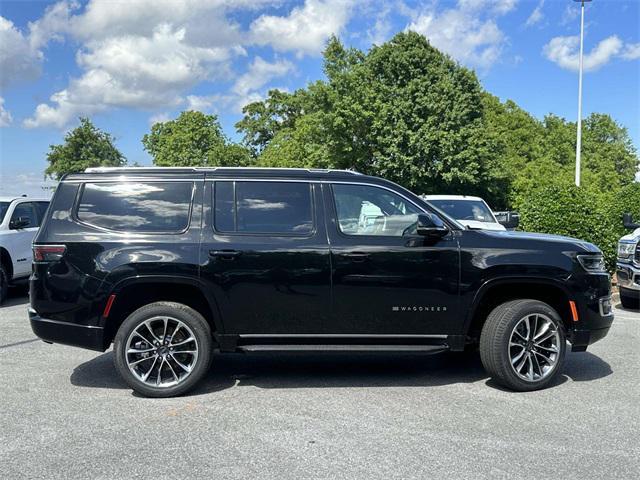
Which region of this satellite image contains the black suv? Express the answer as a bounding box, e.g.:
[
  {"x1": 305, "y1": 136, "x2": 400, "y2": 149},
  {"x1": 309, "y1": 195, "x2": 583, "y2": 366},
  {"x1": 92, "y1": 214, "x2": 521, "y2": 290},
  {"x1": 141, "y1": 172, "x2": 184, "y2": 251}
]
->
[{"x1": 30, "y1": 168, "x2": 614, "y2": 397}]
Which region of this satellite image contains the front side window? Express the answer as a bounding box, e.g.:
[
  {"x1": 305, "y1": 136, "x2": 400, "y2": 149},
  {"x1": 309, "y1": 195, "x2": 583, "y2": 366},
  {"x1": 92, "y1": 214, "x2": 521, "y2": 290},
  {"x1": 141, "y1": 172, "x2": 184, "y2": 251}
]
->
[
  {"x1": 214, "y1": 181, "x2": 313, "y2": 235},
  {"x1": 77, "y1": 182, "x2": 193, "y2": 233},
  {"x1": 332, "y1": 184, "x2": 420, "y2": 236},
  {"x1": 427, "y1": 199, "x2": 495, "y2": 223},
  {"x1": 10, "y1": 202, "x2": 38, "y2": 228}
]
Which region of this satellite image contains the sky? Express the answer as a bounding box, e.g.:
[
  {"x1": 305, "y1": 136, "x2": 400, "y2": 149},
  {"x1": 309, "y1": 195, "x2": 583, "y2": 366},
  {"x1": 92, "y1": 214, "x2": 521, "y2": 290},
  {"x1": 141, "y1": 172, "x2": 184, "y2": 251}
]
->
[{"x1": 0, "y1": 0, "x2": 638, "y2": 197}]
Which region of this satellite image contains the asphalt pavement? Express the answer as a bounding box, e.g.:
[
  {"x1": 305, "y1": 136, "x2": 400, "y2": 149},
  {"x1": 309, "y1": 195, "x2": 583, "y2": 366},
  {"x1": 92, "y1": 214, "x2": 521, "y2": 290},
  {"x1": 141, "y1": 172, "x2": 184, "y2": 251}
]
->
[{"x1": 1, "y1": 287, "x2": 639, "y2": 480}]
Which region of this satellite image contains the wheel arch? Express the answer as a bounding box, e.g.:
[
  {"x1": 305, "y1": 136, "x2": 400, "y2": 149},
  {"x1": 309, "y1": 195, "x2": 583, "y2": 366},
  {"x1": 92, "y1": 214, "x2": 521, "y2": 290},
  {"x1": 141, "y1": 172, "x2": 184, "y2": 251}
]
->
[
  {"x1": 102, "y1": 276, "x2": 223, "y2": 347},
  {"x1": 464, "y1": 277, "x2": 573, "y2": 342}
]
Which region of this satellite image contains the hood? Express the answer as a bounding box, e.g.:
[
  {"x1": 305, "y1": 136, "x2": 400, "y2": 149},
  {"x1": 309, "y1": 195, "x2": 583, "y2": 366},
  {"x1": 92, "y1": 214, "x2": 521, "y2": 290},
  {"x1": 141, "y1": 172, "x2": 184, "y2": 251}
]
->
[
  {"x1": 480, "y1": 230, "x2": 601, "y2": 253},
  {"x1": 619, "y1": 227, "x2": 640, "y2": 243},
  {"x1": 459, "y1": 220, "x2": 506, "y2": 231}
]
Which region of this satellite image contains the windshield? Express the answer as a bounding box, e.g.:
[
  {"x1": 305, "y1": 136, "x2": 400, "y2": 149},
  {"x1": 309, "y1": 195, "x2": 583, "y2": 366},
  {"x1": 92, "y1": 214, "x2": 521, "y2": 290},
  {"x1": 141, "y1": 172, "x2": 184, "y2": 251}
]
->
[
  {"x1": 0, "y1": 202, "x2": 9, "y2": 223},
  {"x1": 427, "y1": 199, "x2": 496, "y2": 223}
]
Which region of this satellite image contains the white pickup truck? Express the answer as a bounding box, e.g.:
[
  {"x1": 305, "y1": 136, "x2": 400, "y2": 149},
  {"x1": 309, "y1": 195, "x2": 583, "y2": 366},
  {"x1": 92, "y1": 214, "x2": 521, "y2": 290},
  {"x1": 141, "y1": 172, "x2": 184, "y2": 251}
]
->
[
  {"x1": 422, "y1": 195, "x2": 519, "y2": 231},
  {"x1": 0, "y1": 196, "x2": 50, "y2": 303},
  {"x1": 617, "y1": 213, "x2": 640, "y2": 310}
]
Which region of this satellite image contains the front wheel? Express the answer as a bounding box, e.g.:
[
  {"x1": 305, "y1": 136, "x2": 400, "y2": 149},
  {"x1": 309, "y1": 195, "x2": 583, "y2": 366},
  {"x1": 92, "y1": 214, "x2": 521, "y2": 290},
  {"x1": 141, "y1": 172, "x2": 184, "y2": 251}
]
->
[
  {"x1": 480, "y1": 299, "x2": 566, "y2": 392},
  {"x1": 114, "y1": 301, "x2": 213, "y2": 398}
]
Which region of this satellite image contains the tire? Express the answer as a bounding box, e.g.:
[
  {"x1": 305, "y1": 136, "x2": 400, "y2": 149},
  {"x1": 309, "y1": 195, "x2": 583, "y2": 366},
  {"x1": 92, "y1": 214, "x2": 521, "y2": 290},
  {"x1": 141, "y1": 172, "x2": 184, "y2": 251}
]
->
[
  {"x1": 0, "y1": 264, "x2": 8, "y2": 305},
  {"x1": 114, "y1": 301, "x2": 213, "y2": 398},
  {"x1": 480, "y1": 299, "x2": 566, "y2": 392},
  {"x1": 620, "y1": 288, "x2": 639, "y2": 310}
]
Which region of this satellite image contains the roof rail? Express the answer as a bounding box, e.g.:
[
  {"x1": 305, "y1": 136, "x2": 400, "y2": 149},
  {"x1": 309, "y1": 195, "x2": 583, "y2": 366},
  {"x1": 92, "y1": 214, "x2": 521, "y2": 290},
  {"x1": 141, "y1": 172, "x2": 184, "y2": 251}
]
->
[{"x1": 84, "y1": 166, "x2": 362, "y2": 175}]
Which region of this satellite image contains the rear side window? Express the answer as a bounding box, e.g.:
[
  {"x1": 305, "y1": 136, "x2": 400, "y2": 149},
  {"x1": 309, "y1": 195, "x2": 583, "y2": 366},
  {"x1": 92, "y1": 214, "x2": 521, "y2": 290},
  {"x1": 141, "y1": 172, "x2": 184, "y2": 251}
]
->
[
  {"x1": 214, "y1": 181, "x2": 313, "y2": 235},
  {"x1": 77, "y1": 182, "x2": 193, "y2": 233}
]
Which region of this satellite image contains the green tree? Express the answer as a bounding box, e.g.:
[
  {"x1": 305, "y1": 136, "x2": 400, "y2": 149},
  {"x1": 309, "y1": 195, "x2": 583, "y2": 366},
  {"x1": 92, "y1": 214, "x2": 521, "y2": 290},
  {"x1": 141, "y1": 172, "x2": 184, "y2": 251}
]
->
[
  {"x1": 483, "y1": 95, "x2": 639, "y2": 208},
  {"x1": 239, "y1": 33, "x2": 500, "y2": 202},
  {"x1": 143, "y1": 111, "x2": 251, "y2": 167},
  {"x1": 45, "y1": 117, "x2": 125, "y2": 180}
]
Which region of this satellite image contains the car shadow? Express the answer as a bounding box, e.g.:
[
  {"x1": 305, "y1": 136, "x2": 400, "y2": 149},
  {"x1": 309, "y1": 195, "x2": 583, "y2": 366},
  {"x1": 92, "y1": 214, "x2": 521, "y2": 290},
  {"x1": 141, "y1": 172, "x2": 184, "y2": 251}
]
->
[
  {"x1": 70, "y1": 349, "x2": 613, "y2": 397},
  {"x1": 1, "y1": 286, "x2": 29, "y2": 308}
]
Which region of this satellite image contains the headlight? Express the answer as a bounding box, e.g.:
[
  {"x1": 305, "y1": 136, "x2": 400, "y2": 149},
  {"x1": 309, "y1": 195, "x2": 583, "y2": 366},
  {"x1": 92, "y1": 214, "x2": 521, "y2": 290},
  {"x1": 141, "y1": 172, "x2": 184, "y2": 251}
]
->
[
  {"x1": 617, "y1": 242, "x2": 637, "y2": 258},
  {"x1": 577, "y1": 254, "x2": 606, "y2": 273}
]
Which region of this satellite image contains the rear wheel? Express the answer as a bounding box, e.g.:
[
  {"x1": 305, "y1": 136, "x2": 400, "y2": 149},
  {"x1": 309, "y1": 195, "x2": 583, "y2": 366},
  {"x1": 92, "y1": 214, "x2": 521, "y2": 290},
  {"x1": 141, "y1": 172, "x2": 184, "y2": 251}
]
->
[
  {"x1": 620, "y1": 288, "x2": 639, "y2": 310},
  {"x1": 114, "y1": 301, "x2": 212, "y2": 398},
  {"x1": 480, "y1": 299, "x2": 566, "y2": 392}
]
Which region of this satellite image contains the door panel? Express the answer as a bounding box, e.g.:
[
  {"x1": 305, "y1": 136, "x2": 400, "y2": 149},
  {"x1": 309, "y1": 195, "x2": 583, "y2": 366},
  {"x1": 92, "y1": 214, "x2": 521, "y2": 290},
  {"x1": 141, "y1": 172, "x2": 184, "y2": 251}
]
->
[
  {"x1": 200, "y1": 180, "x2": 331, "y2": 334},
  {"x1": 324, "y1": 183, "x2": 460, "y2": 335},
  {"x1": 9, "y1": 202, "x2": 39, "y2": 278}
]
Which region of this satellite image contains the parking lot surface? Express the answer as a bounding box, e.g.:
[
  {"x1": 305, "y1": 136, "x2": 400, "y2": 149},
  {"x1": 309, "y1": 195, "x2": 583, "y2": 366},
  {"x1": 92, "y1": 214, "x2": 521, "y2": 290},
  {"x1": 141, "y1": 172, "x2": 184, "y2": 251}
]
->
[{"x1": 1, "y1": 289, "x2": 639, "y2": 480}]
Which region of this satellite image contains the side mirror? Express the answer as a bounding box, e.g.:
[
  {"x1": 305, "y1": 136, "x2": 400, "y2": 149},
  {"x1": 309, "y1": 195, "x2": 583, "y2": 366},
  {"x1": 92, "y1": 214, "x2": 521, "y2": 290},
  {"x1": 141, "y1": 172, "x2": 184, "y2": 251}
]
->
[
  {"x1": 416, "y1": 213, "x2": 449, "y2": 238},
  {"x1": 495, "y1": 211, "x2": 520, "y2": 230},
  {"x1": 623, "y1": 212, "x2": 640, "y2": 230},
  {"x1": 9, "y1": 216, "x2": 31, "y2": 230}
]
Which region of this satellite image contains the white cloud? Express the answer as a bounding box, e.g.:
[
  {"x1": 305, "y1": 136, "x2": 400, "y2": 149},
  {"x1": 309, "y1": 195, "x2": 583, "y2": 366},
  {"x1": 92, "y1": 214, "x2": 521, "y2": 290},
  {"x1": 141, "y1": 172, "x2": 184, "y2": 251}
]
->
[
  {"x1": 149, "y1": 112, "x2": 170, "y2": 126},
  {"x1": 27, "y1": 0, "x2": 77, "y2": 50},
  {"x1": 525, "y1": 0, "x2": 544, "y2": 27},
  {"x1": 0, "y1": 172, "x2": 57, "y2": 198},
  {"x1": 458, "y1": 0, "x2": 518, "y2": 15},
  {"x1": 186, "y1": 95, "x2": 217, "y2": 112},
  {"x1": 0, "y1": 97, "x2": 12, "y2": 126},
  {"x1": 367, "y1": 5, "x2": 393, "y2": 45},
  {"x1": 25, "y1": 23, "x2": 235, "y2": 128},
  {"x1": 543, "y1": 35, "x2": 633, "y2": 72},
  {"x1": 407, "y1": 0, "x2": 515, "y2": 69},
  {"x1": 250, "y1": 0, "x2": 353, "y2": 57},
  {"x1": 561, "y1": 4, "x2": 580, "y2": 26},
  {"x1": 21, "y1": 0, "x2": 344, "y2": 128},
  {"x1": 233, "y1": 57, "x2": 294, "y2": 98},
  {"x1": 0, "y1": 17, "x2": 42, "y2": 89},
  {"x1": 620, "y1": 43, "x2": 640, "y2": 61}
]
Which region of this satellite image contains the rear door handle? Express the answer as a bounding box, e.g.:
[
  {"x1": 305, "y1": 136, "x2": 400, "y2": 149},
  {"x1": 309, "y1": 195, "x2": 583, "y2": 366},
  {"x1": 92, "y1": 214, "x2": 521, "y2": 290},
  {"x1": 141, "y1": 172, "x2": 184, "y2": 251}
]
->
[
  {"x1": 209, "y1": 250, "x2": 242, "y2": 260},
  {"x1": 344, "y1": 252, "x2": 370, "y2": 262}
]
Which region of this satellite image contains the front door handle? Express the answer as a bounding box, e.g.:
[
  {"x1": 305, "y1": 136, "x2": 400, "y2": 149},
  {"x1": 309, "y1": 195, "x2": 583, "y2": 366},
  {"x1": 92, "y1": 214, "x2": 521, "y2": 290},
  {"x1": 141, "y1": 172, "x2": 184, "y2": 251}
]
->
[
  {"x1": 209, "y1": 250, "x2": 242, "y2": 260},
  {"x1": 344, "y1": 252, "x2": 370, "y2": 262}
]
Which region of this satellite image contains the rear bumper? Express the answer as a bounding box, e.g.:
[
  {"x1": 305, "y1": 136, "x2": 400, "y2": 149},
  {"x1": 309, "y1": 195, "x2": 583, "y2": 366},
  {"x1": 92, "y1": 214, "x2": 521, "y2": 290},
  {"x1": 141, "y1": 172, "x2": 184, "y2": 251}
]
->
[{"x1": 29, "y1": 309, "x2": 106, "y2": 352}]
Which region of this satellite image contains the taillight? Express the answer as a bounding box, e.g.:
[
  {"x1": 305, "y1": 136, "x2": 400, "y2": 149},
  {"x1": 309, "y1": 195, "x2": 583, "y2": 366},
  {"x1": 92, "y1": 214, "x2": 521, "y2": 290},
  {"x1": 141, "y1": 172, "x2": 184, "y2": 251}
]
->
[{"x1": 33, "y1": 245, "x2": 66, "y2": 262}]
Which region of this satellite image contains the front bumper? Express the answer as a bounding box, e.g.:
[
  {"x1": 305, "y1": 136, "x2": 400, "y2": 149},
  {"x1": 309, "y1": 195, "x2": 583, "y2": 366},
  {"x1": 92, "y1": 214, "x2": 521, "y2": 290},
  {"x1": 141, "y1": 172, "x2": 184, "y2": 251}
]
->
[
  {"x1": 616, "y1": 261, "x2": 640, "y2": 292},
  {"x1": 566, "y1": 272, "x2": 614, "y2": 352},
  {"x1": 29, "y1": 308, "x2": 106, "y2": 352}
]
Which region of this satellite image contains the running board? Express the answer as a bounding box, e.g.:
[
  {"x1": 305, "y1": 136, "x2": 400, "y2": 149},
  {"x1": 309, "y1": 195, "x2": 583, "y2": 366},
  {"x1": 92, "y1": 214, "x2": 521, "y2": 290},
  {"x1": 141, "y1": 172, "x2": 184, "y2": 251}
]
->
[{"x1": 237, "y1": 344, "x2": 449, "y2": 353}]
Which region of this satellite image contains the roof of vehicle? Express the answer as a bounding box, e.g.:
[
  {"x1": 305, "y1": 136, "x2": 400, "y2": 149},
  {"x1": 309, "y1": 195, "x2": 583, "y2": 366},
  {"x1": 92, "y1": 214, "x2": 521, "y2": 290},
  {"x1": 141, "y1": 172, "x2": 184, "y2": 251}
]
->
[
  {"x1": 60, "y1": 167, "x2": 464, "y2": 230},
  {"x1": 422, "y1": 195, "x2": 485, "y2": 202},
  {"x1": 0, "y1": 196, "x2": 50, "y2": 202},
  {"x1": 62, "y1": 166, "x2": 378, "y2": 183}
]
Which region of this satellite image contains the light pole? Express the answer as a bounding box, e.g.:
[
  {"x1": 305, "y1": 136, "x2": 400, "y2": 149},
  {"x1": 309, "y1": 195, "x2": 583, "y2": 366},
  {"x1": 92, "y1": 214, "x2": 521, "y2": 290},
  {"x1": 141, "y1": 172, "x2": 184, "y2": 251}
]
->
[{"x1": 574, "y1": 0, "x2": 591, "y2": 187}]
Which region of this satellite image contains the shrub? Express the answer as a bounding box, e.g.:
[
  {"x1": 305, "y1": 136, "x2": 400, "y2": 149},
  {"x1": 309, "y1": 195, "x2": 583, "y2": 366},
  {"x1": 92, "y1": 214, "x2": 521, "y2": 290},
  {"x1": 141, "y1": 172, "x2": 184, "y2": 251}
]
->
[{"x1": 518, "y1": 185, "x2": 621, "y2": 272}]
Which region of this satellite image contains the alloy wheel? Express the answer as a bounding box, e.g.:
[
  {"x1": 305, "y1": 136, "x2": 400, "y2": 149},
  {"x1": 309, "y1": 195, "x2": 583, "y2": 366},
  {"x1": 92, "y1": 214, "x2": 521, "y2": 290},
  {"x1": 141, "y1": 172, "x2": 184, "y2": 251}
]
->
[
  {"x1": 125, "y1": 316, "x2": 199, "y2": 388},
  {"x1": 508, "y1": 313, "x2": 561, "y2": 382}
]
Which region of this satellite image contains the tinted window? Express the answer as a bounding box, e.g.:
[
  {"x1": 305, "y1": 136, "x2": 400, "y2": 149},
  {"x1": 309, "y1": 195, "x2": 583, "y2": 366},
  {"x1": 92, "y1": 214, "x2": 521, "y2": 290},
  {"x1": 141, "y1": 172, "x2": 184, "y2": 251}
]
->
[
  {"x1": 214, "y1": 181, "x2": 313, "y2": 235},
  {"x1": 0, "y1": 202, "x2": 9, "y2": 223},
  {"x1": 77, "y1": 182, "x2": 193, "y2": 233},
  {"x1": 427, "y1": 199, "x2": 495, "y2": 223},
  {"x1": 11, "y1": 202, "x2": 38, "y2": 228},
  {"x1": 214, "y1": 182, "x2": 235, "y2": 233},
  {"x1": 332, "y1": 184, "x2": 420, "y2": 236}
]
